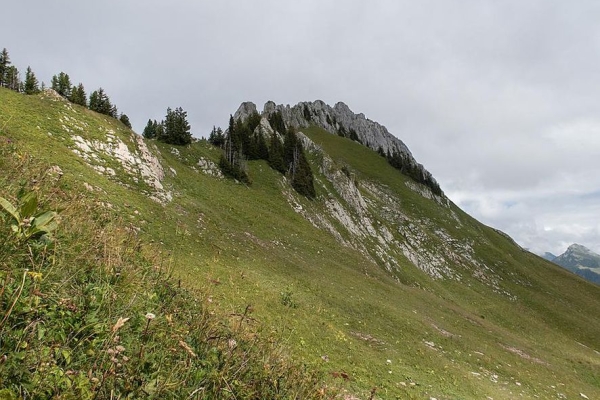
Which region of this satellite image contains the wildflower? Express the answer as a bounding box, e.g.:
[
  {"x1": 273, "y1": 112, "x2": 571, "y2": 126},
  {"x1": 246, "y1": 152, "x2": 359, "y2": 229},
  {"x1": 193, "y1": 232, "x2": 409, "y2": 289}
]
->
[
  {"x1": 115, "y1": 345, "x2": 125, "y2": 353},
  {"x1": 145, "y1": 312, "x2": 156, "y2": 320}
]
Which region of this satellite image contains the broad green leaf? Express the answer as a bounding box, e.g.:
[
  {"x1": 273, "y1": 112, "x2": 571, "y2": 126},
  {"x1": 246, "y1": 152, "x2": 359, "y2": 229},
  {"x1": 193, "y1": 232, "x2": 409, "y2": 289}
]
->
[
  {"x1": 20, "y1": 192, "x2": 38, "y2": 218},
  {"x1": 32, "y1": 211, "x2": 57, "y2": 233},
  {"x1": 0, "y1": 197, "x2": 20, "y2": 222}
]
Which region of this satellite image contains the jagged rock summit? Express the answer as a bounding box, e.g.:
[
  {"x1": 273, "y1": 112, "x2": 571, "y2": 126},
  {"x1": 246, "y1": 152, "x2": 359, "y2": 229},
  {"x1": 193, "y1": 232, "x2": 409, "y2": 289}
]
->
[
  {"x1": 551, "y1": 243, "x2": 600, "y2": 284},
  {"x1": 234, "y1": 100, "x2": 440, "y2": 195},
  {"x1": 553, "y1": 244, "x2": 600, "y2": 269}
]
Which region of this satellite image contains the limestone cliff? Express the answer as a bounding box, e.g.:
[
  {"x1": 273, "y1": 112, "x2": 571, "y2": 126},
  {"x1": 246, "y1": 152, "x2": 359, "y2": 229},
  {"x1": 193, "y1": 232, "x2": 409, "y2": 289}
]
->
[{"x1": 234, "y1": 100, "x2": 440, "y2": 195}]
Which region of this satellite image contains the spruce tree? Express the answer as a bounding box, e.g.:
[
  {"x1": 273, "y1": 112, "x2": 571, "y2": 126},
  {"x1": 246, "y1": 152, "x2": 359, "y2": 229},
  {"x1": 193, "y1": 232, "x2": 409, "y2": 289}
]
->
[
  {"x1": 51, "y1": 72, "x2": 72, "y2": 97},
  {"x1": 69, "y1": 83, "x2": 87, "y2": 106},
  {"x1": 143, "y1": 119, "x2": 156, "y2": 139},
  {"x1": 256, "y1": 131, "x2": 269, "y2": 160},
  {"x1": 24, "y1": 66, "x2": 40, "y2": 95},
  {"x1": 119, "y1": 114, "x2": 132, "y2": 129},
  {"x1": 208, "y1": 126, "x2": 225, "y2": 147},
  {"x1": 89, "y1": 88, "x2": 115, "y2": 117},
  {"x1": 282, "y1": 127, "x2": 316, "y2": 199},
  {"x1": 268, "y1": 111, "x2": 286, "y2": 134},
  {"x1": 162, "y1": 107, "x2": 191, "y2": 145},
  {"x1": 268, "y1": 133, "x2": 286, "y2": 174},
  {"x1": 0, "y1": 48, "x2": 10, "y2": 88},
  {"x1": 4, "y1": 66, "x2": 20, "y2": 92}
]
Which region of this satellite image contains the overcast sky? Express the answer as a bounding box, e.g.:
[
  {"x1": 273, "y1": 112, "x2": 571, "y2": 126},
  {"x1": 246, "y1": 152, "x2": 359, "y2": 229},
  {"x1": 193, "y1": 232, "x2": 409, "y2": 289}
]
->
[{"x1": 3, "y1": 1, "x2": 599, "y2": 255}]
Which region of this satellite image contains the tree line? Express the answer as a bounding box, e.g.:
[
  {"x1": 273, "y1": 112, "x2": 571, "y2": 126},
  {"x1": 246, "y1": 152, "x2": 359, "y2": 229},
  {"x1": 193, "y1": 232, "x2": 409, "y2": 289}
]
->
[
  {"x1": 142, "y1": 107, "x2": 192, "y2": 146},
  {"x1": 209, "y1": 111, "x2": 316, "y2": 198},
  {"x1": 3, "y1": 46, "x2": 193, "y2": 147},
  {"x1": 0, "y1": 47, "x2": 131, "y2": 128}
]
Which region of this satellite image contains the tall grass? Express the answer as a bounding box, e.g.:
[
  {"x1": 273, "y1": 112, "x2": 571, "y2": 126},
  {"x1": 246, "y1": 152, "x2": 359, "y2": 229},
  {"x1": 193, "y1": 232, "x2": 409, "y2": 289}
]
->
[{"x1": 0, "y1": 141, "x2": 335, "y2": 399}]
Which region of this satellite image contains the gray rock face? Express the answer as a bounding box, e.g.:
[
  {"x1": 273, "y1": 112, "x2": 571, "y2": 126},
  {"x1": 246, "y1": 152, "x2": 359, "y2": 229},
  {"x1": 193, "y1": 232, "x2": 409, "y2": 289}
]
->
[
  {"x1": 551, "y1": 244, "x2": 600, "y2": 284},
  {"x1": 233, "y1": 102, "x2": 258, "y2": 122},
  {"x1": 233, "y1": 100, "x2": 439, "y2": 193}
]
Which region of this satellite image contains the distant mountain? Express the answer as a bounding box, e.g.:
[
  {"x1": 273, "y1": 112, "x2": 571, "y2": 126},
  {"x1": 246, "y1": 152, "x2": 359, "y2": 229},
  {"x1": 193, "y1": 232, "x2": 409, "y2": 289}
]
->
[
  {"x1": 551, "y1": 244, "x2": 600, "y2": 284},
  {"x1": 542, "y1": 252, "x2": 557, "y2": 261}
]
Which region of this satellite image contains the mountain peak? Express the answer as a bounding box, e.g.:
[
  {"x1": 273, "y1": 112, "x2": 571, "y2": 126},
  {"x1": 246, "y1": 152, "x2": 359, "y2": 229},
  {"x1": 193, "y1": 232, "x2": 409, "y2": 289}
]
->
[
  {"x1": 551, "y1": 243, "x2": 600, "y2": 284},
  {"x1": 233, "y1": 99, "x2": 440, "y2": 195},
  {"x1": 566, "y1": 243, "x2": 594, "y2": 254}
]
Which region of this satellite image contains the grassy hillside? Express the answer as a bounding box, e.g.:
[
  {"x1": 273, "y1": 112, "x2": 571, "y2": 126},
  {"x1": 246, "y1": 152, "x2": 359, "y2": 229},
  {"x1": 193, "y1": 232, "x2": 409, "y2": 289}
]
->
[{"x1": 1, "y1": 87, "x2": 599, "y2": 399}]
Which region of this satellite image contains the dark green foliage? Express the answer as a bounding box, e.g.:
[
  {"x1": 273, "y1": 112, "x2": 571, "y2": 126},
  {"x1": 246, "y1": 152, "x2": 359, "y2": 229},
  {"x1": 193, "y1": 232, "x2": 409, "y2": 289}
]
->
[
  {"x1": 283, "y1": 127, "x2": 316, "y2": 199},
  {"x1": 219, "y1": 153, "x2": 250, "y2": 184},
  {"x1": 68, "y1": 83, "x2": 87, "y2": 106},
  {"x1": 255, "y1": 130, "x2": 269, "y2": 160},
  {"x1": 219, "y1": 115, "x2": 249, "y2": 182},
  {"x1": 387, "y1": 150, "x2": 442, "y2": 196},
  {"x1": 23, "y1": 66, "x2": 40, "y2": 95},
  {"x1": 291, "y1": 148, "x2": 316, "y2": 199},
  {"x1": 0, "y1": 48, "x2": 10, "y2": 88},
  {"x1": 268, "y1": 133, "x2": 286, "y2": 174},
  {"x1": 119, "y1": 113, "x2": 132, "y2": 129},
  {"x1": 246, "y1": 111, "x2": 262, "y2": 133},
  {"x1": 208, "y1": 126, "x2": 225, "y2": 147},
  {"x1": 4, "y1": 66, "x2": 20, "y2": 92},
  {"x1": 143, "y1": 119, "x2": 161, "y2": 139},
  {"x1": 51, "y1": 72, "x2": 71, "y2": 98},
  {"x1": 236, "y1": 119, "x2": 254, "y2": 159},
  {"x1": 336, "y1": 124, "x2": 362, "y2": 144},
  {"x1": 161, "y1": 107, "x2": 191, "y2": 145},
  {"x1": 348, "y1": 128, "x2": 361, "y2": 143},
  {"x1": 218, "y1": 111, "x2": 315, "y2": 197},
  {"x1": 89, "y1": 87, "x2": 117, "y2": 118},
  {"x1": 268, "y1": 111, "x2": 286, "y2": 134}
]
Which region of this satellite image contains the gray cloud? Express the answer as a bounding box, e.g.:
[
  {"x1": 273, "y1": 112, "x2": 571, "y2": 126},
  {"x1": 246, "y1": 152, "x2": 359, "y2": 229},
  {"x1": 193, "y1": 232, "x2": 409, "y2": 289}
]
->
[{"x1": 2, "y1": 0, "x2": 599, "y2": 254}]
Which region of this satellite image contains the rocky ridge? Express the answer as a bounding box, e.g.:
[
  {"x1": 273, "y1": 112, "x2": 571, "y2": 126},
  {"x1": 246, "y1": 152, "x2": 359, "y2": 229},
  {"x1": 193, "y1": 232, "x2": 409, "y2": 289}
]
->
[
  {"x1": 550, "y1": 244, "x2": 600, "y2": 284},
  {"x1": 232, "y1": 100, "x2": 511, "y2": 288},
  {"x1": 284, "y1": 132, "x2": 510, "y2": 293},
  {"x1": 233, "y1": 100, "x2": 439, "y2": 194}
]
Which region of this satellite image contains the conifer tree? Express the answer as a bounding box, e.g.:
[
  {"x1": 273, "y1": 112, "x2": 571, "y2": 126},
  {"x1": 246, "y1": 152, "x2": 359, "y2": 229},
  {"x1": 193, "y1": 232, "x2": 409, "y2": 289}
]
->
[
  {"x1": 89, "y1": 88, "x2": 116, "y2": 117},
  {"x1": 283, "y1": 127, "x2": 316, "y2": 199},
  {"x1": 143, "y1": 119, "x2": 156, "y2": 139},
  {"x1": 162, "y1": 107, "x2": 191, "y2": 145},
  {"x1": 69, "y1": 83, "x2": 87, "y2": 106},
  {"x1": 119, "y1": 114, "x2": 132, "y2": 129},
  {"x1": 219, "y1": 115, "x2": 250, "y2": 183},
  {"x1": 143, "y1": 119, "x2": 164, "y2": 139},
  {"x1": 24, "y1": 66, "x2": 40, "y2": 95},
  {"x1": 208, "y1": 126, "x2": 225, "y2": 147},
  {"x1": 268, "y1": 111, "x2": 286, "y2": 134},
  {"x1": 268, "y1": 133, "x2": 286, "y2": 174},
  {"x1": 51, "y1": 72, "x2": 72, "y2": 97},
  {"x1": 4, "y1": 66, "x2": 20, "y2": 92},
  {"x1": 0, "y1": 48, "x2": 10, "y2": 87},
  {"x1": 255, "y1": 131, "x2": 269, "y2": 160}
]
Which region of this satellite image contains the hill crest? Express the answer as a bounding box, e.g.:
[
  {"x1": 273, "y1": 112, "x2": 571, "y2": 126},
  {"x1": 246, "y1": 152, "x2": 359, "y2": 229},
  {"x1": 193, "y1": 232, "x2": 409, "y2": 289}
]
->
[{"x1": 2, "y1": 87, "x2": 600, "y2": 399}]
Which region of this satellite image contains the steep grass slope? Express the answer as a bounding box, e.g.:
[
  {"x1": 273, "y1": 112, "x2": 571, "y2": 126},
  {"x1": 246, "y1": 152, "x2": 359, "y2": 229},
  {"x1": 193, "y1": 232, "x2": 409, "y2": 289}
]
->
[
  {"x1": 0, "y1": 91, "x2": 330, "y2": 399},
  {"x1": 1, "y1": 88, "x2": 599, "y2": 399}
]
